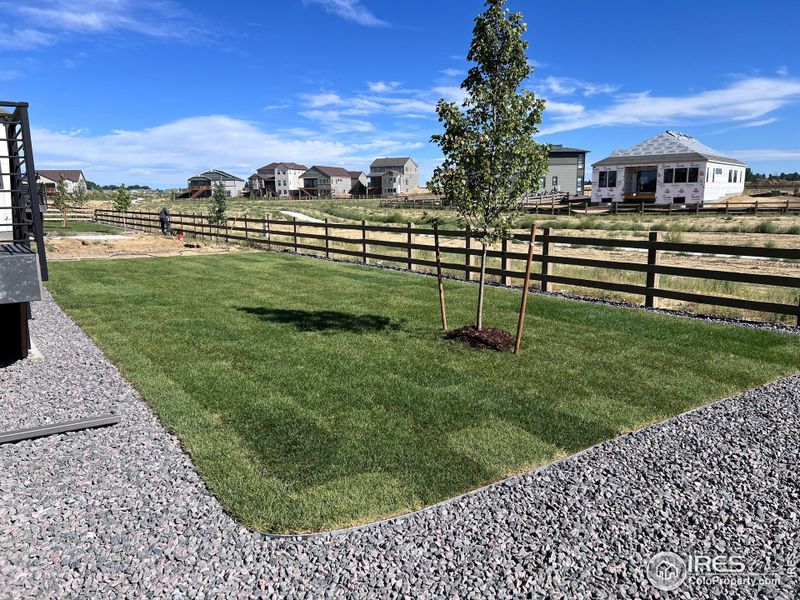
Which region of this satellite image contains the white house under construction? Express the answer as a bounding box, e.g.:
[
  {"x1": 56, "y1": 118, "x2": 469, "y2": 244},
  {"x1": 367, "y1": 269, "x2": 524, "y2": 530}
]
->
[{"x1": 591, "y1": 131, "x2": 746, "y2": 205}]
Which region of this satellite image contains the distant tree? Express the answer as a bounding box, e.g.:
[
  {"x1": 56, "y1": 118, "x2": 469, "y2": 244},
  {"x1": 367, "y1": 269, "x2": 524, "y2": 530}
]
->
[
  {"x1": 429, "y1": 0, "x2": 548, "y2": 330},
  {"x1": 113, "y1": 184, "x2": 132, "y2": 212},
  {"x1": 209, "y1": 181, "x2": 228, "y2": 225},
  {"x1": 51, "y1": 176, "x2": 71, "y2": 227},
  {"x1": 86, "y1": 180, "x2": 101, "y2": 191}
]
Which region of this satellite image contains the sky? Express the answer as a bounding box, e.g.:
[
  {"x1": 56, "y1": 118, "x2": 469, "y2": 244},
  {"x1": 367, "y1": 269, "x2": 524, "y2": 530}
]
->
[{"x1": 2, "y1": 0, "x2": 800, "y2": 188}]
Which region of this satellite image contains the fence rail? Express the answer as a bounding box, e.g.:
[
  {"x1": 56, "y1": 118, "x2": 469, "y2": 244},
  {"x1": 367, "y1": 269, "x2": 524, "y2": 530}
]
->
[
  {"x1": 94, "y1": 209, "x2": 800, "y2": 325},
  {"x1": 43, "y1": 208, "x2": 95, "y2": 222}
]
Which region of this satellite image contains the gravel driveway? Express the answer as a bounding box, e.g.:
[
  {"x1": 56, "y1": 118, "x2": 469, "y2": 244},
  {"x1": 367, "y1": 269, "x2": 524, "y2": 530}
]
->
[{"x1": 1, "y1": 291, "x2": 798, "y2": 598}]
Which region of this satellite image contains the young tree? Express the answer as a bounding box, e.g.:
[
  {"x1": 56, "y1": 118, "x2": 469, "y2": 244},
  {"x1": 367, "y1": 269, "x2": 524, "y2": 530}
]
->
[
  {"x1": 113, "y1": 184, "x2": 132, "y2": 212},
  {"x1": 430, "y1": 0, "x2": 549, "y2": 330},
  {"x1": 51, "y1": 176, "x2": 71, "y2": 227},
  {"x1": 71, "y1": 180, "x2": 88, "y2": 210},
  {"x1": 209, "y1": 181, "x2": 228, "y2": 225}
]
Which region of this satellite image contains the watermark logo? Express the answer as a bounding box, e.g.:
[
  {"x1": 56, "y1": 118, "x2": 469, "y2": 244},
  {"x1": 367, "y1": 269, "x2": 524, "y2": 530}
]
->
[
  {"x1": 646, "y1": 551, "x2": 784, "y2": 591},
  {"x1": 647, "y1": 551, "x2": 688, "y2": 591}
]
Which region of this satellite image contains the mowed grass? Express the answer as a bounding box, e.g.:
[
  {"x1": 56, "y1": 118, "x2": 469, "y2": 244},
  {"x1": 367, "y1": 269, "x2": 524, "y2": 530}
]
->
[
  {"x1": 46, "y1": 252, "x2": 800, "y2": 533},
  {"x1": 44, "y1": 221, "x2": 121, "y2": 235}
]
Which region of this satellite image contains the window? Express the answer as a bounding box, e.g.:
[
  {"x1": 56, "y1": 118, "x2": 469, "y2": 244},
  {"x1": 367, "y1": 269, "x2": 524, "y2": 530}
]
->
[
  {"x1": 733, "y1": 170, "x2": 738, "y2": 183},
  {"x1": 577, "y1": 177, "x2": 583, "y2": 192},
  {"x1": 540, "y1": 176, "x2": 546, "y2": 189},
  {"x1": 552, "y1": 175, "x2": 558, "y2": 187},
  {"x1": 663, "y1": 168, "x2": 674, "y2": 184},
  {"x1": 607, "y1": 171, "x2": 617, "y2": 187},
  {"x1": 706, "y1": 169, "x2": 709, "y2": 182},
  {"x1": 673, "y1": 196, "x2": 686, "y2": 204},
  {"x1": 674, "y1": 168, "x2": 688, "y2": 183},
  {"x1": 728, "y1": 170, "x2": 733, "y2": 183},
  {"x1": 688, "y1": 167, "x2": 699, "y2": 183},
  {"x1": 599, "y1": 172, "x2": 607, "y2": 187}
]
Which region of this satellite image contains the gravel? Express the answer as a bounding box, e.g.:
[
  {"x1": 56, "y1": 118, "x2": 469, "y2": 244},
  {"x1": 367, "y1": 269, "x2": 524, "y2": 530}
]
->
[{"x1": 1, "y1": 291, "x2": 798, "y2": 598}]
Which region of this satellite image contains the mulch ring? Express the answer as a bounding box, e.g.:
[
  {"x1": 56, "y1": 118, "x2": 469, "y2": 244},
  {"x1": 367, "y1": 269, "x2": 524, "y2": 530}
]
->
[{"x1": 444, "y1": 326, "x2": 515, "y2": 351}]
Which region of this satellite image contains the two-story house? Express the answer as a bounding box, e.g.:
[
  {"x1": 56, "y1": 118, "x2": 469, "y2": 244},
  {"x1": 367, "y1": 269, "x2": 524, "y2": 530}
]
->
[
  {"x1": 249, "y1": 162, "x2": 308, "y2": 198},
  {"x1": 349, "y1": 171, "x2": 368, "y2": 196},
  {"x1": 368, "y1": 157, "x2": 420, "y2": 196},
  {"x1": 186, "y1": 169, "x2": 245, "y2": 198},
  {"x1": 300, "y1": 166, "x2": 352, "y2": 198}
]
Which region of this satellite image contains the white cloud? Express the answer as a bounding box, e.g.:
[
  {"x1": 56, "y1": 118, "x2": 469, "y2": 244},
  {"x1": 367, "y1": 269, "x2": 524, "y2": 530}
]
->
[
  {"x1": 0, "y1": 69, "x2": 20, "y2": 80},
  {"x1": 777, "y1": 66, "x2": 789, "y2": 77},
  {"x1": 367, "y1": 81, "x2": 400, "y2": 93},
  {"x1": 440, "y1": 68, "x2": 462, "y2": 78},
  {"x1": 536, "y1": 76, "x2": 618, "y2": 97},
  {"x1": 540, "y1": 77, "x2": 800, "y2": 135},
  {"x1": 301, "y1": 93, "x2": 344, "y2": 108},
  {"x1": 303, "y1": 0, "x2": 387, "y2": 26},
  {"x1": 545, "y1": 101, "x2": 585, "y2": 116},
  {"x1": 32, "y1": 116, "x2": 353, "y2": 187},
  {"x1": 729, "y1": 149, "x2": 800, "y2": 161},
  {"x1": 0, "y1": 28, "x2": 56, "y2": 50},
  {"x1": 432, "y1": 86, "x2": 468, "y2": 105},
  {"x1": 262, "y1": 103, "x2": 291, "y2": 111},
  {"x1": 0, "y1": 1, "x2": 202, "y2": 44}
]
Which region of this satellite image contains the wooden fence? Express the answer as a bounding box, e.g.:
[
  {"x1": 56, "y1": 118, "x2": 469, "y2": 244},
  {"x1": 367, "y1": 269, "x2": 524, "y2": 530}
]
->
[
  {"x1": 44, "y1": 207, "x2": 95, "y2": 222},
  {"x1": 94, "y1": 209, "x2": 800, "y2": 325}
]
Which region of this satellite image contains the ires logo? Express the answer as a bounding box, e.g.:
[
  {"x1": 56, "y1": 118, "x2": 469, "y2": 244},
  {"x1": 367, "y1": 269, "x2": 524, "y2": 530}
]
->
[{"x1": 647, "y1": 552, "x2": 747, "y2": 591}]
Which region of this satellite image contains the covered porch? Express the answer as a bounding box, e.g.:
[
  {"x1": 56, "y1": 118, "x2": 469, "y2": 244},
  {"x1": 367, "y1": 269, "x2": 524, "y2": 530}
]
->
[{"x1": 621, "y1": 165, "x2": 658, "y2": 202}]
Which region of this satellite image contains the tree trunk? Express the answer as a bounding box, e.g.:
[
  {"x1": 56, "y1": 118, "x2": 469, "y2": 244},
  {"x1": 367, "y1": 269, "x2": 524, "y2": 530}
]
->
[
  {"x1": 62, "y1": 208, "x2": 67, "y2": 228},
  {"x1": 476, "y1": 244, "x2": 488, "y2": 330}
]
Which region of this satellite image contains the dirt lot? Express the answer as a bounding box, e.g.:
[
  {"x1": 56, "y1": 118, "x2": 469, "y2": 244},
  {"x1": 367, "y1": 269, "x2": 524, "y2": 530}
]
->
[{"x1": 44, "y1": 231, "x2": 246, "y2": 261}]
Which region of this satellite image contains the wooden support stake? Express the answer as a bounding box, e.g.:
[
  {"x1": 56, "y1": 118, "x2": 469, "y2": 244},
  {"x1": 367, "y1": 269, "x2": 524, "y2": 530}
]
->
[
  {"x1": 324, "y1": 218, "x2": 330, "y2": 259},
  {"x1": 264, "y1": 213, "x2": 271, "y2": 250},
  {"x1": 645, "y1": 231, "x2": 661, "y2": 308},
  {"x1": 433, "y1": 223, "x2": 448, "y2": 332},
  {"x1": 407, "y1": 222, "x2": 414, "y2": 271},
  {"x1": 514, "y1": 225, "x2": 537, "y2": 354},
  {"x1": 464, "y1": 224, "x2": 472, "y2": 281},
  {"x1": 501, "y1": 238, "x2": 509, "y2": 286},
  {"x1": 540, "y1": 227, "x2": 552, "y2": 293},
  {"x1": 293, "y1": 217, "x2": 298, "y2": 253},
  {"x1": 361, "y1": 219, "x2": 368, "y2": 264}
]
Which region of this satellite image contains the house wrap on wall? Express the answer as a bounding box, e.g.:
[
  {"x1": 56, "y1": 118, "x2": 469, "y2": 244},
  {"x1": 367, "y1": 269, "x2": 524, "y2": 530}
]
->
[{"x1": 591, "y1": 131, "x2": 746, "y2": 205}]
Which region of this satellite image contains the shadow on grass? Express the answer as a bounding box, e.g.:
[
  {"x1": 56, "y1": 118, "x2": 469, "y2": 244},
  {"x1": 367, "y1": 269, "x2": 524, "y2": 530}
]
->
[{"x1": 237, "y1": 307, "x2": 403, "y2": 333}]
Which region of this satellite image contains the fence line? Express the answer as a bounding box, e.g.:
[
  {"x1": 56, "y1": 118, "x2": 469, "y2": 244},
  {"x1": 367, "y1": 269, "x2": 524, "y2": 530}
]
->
[
  {"x1": 94, "y1": 209, "x2": 800, "y2": 325},
  {"x1": 43, "y1": 208, "x2": 95, "y2": 222}
]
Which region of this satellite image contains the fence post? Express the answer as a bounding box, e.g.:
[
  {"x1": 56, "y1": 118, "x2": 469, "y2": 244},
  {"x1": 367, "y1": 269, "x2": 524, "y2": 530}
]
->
[
  {"x1": 541, "y1": 227, "x2": 551, "y2": 293},
  {"x1": 244, "y1": 213, "x2": 248, "y2": 240},
  {"x1": 754, "y1": 200, "x2": 759, "y2": 215},
  {"x1": 293, "y1": 217, "x2": 298, "y2": 253},
  {"x1": 464, "y1": 224, "x2": 472, "y2": 281},
  {"x1": 640, "y1": 202, "x2": 644, "y2": 215},
  {"x1": 645, "y1": 231, "x2": 661, "y2": 308},
  {"x1": 324, "y1": 218, "x2": 330, "y2": 259},
  {"x1": 361, "y1": 219, "x2": 368, "y2": 264},
  {"x1": 725, "y1": 200, "x2": 729, "y2": 215},
  {"x1": 407, "y1": 222, "x2": 414, "y2": 271},
  {"x1": 501, "y1": 237, "x2": 509, "y2": 286}
]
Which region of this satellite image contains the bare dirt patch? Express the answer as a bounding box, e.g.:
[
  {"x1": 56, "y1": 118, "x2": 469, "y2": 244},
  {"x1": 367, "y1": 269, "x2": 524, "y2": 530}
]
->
[
  {"x1": 44, "y1": 231, "x2": 247, "y2": 261},
  {"x1": 445, "y1": 326, "x2": 515, "y2": 351}
]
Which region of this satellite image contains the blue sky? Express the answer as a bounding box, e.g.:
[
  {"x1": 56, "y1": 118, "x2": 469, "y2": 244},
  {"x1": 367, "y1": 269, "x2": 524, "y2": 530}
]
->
[{"x1": 3, "y1": 0, "x2": 800, "y2": 188}]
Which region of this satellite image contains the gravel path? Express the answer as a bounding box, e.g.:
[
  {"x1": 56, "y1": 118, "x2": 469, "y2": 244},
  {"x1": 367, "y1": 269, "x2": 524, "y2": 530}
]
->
[{"x1": 1, "y1": 291, "x2": 798, "y2": 598}]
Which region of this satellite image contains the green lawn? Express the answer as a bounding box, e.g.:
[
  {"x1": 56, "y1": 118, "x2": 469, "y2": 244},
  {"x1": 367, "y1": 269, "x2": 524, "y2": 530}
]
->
[
  {"x1": 44, "y1": 221, "x2": 121, "y2": 235},
  {"x1": 46, "y1": 252, "x2": 800, "y2": 533}
]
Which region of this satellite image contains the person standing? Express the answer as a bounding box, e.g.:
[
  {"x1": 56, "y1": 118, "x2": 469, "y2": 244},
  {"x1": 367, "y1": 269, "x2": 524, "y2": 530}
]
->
[{"x1": 159, "y1": 207, "x2": 171, "y2": 235}]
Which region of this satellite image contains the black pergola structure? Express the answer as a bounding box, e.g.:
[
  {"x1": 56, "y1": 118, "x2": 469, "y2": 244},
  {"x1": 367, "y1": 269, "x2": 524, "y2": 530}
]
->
[
  {"x1": 0, "y1": 101, "x2": 47, "y2": 361},
  {"x1": 0, "y1": 101, "x2": 119, "y2": 445}
]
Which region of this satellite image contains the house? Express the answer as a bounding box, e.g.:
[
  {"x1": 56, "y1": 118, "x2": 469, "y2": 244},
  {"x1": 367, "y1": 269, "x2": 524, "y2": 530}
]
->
[
  {"x1": 349, "y1": 171, "x2": 368, "y2": 196},
  {"x1": 300, "y1": 166, "x2": 353, "y2": 198},
  {"x1": 591, "y1": 131, "x2": 746, "y2": 205},
  {"x1": 185, "y1": 169, "x2": 245, "y2": 198},
  {"x1": 249, "y1": 162, "x2": 308, "y2": 198},
  {"x1": 36, "y1": 169, "x2": 87, "y2": 196},
  {"x1": 368, "y1": 157, "x2": 420, "y2": 196},
  {"x1": 534, "y1": 145, "x2": 588, "y2": 196}
]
